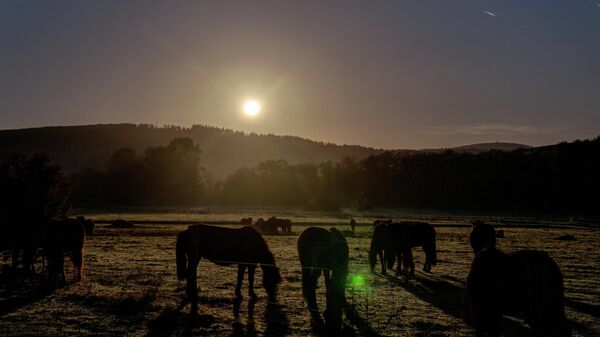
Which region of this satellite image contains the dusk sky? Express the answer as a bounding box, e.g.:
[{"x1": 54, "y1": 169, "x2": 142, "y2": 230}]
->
[{"x1": 1, "y1": 1, "x2": 599, "y2": 149}]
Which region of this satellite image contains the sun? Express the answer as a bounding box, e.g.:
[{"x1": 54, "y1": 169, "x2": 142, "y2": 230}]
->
[{"x1": 243, "y1": 100, "x2": 261, "y2": 116}]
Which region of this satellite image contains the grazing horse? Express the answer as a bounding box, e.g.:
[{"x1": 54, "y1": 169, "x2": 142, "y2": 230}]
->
[
  {"x1": 469, "y1": 220, "x2": 496, "y2": 254},
  {"x1": 391, "y1": 221, "x2": 437, "y2": 274},
  {"x1": 46, "y1": 218, "x2": 86, "y2": 283},
  {"x1": 467, "y1": 248, "x2": 570, "y2": 337},
  {"x1": 298, "y1": 227, "x2": 349, "y2": 335},
  {"x1": 369, "y1": 221, "x2": 395, "y2": 274},
  {"x1": 254, "y1": 217, "x2": 292, "y2": 235},
  {"x1": 370, "y1": 221, "x2": 437, "y2": 275},
  {"x1": 176, "y1": 224, "x2": 281, "y2": 313}
]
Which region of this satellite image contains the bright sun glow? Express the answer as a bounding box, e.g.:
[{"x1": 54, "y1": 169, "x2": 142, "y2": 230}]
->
[{"x1": 243, "y1": 100, "x2": 261, "y2": 116}]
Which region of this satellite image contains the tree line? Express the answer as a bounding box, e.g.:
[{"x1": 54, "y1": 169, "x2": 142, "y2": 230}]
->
[{"x1": 1, "y1": 136, "x2": 599, "y2": 217}]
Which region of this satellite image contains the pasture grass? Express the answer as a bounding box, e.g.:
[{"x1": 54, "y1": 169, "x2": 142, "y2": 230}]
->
[{"x1": 0, "y1": 213, "x2": 599, "y2": 336}]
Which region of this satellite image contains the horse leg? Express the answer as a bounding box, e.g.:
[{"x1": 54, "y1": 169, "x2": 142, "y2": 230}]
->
[
  {"x1": 23, "y1": 248, "x2": 35, "y2": 274},
  {"x1": 11, "y1": 246, "x2": 20, "y2": 270},
  {"x1": 58, "y1": 253, "x2": 66, "y2": 284},
  {"x1": 404, "y1": 248, "x2": 415, "y2": 276},
  {"x1": 186, "y1": 259, "x2": 199, "y2": 314},
  {"x1": 323, "y1": 268, "x2": 331, "y2": 292},
  {"x1": 247, "y1": 264, "x2": 258, "y2": 299},
  {"x1": 378, "y1": 250, "x2": 386, "y2": 274},
  {"x1": 71, "y1": 249, "x2": 83, "y2": 281},
  {"x1": 235, "y1": 264, "x2": 247, "y2": 299},
  {"x1": 302, "y1": 268, "x2": 319, "y2": 310},
  {"x1": 423, "y1": 246, "x2": 431, "y2": 272},
  {"x1": 395, "y1": 250, "x2": 403, "y2": 276}
]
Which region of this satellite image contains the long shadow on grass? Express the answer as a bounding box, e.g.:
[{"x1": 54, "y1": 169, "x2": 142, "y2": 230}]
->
[
  {"x1": 565, "y1": 298, "x2": 600, "y2": 318},
  {"x1": 146, "y1": 306, "x2": 215, "y2": 337},
  {"x1": 344, "y1": 305, "x2": 384, "y2": 337},
  {"x1": 382, "y1": 272, "x2": 465, "y2": 319},
  {"x1": 230, "y1": 298, "x2": 257, "y2": 337},
  {"x1": 0, "y1": 271, "x2": 56, "y2": 316},
  {"x1": 382, "y1": 272, "x2": 530, "y2": 337},
  {"x1": 263, "y1": 301, "x2": 289, "y2": 337}
]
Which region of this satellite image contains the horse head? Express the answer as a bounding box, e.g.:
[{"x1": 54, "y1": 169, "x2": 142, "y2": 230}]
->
[
  {"x1": 261, "y1": 251, "x2": 281, "y2": 301},
  {"x1": 469, "y1": 221, "x2": 496, "y2": 254}
]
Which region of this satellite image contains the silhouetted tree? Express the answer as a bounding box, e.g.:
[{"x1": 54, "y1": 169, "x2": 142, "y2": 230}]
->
[{"x1": 0, "y1": 153, "x2": 71, "y2": 246}]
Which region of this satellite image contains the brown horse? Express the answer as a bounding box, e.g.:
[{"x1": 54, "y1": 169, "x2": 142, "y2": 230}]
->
[
  {"x1": 254, "y1": 217, "x2": 292, "y2": 235},
  {"x1": 370, "y1": 221, "x2": 437, "y2": 275},
  {"x1": 298, "y1": 227, "x2": 349, "y2": 335},
  {"x1": 388, "y1": 221, "x2": 437, "y2": 275},
  {"x1": 176, "y1": 224, "x2": 281, "y2": 313},
  {"x1": 46, "y1": 218, "x2": 86, "y2": 283},
  {"x1": 467, "y1": 247, "x2": 570, "y2": 337}
]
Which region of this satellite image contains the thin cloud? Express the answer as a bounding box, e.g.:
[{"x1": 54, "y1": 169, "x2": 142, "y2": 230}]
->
[{"x1": 426, "y1": 123, "x2": 560, "y2": 136}]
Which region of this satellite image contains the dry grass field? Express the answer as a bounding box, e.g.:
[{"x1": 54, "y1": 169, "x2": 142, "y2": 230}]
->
[{"x1": 1, "y1": 218, "x2": 599, "y2": 337}]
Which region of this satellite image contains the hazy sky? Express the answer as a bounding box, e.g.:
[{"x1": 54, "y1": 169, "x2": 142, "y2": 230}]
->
[{"x1": 1, "y1": 1, "x2": 599, "y2": 149}]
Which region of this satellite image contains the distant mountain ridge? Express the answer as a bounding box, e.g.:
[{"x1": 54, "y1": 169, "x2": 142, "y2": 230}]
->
[
  {"x1": 451, "y1": 142, "x2": 530, "y2": 153},
  {"x1": 0, "y1": 124, "x2": 383, "y2": 177},
  {"x1": 0, "y1": 124, "x2": 531, "y2": 177}
]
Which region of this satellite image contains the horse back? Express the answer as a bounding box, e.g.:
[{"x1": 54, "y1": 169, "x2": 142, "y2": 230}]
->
[
  {"x1": 298, "y1": 227, "x2": 332, "y2": 268},
  {"x1": 186, "y1": 224, "x2": 269, "y2": 264},
  {"x1": 47, "y1": 218, "x2": 85, "y2": 251},
  {"x1": 467, "y1": 248, "x2": 513, "y2": 306},
  {"x1": 509, "y1": 250, "x2": 564, "y2": 296}
]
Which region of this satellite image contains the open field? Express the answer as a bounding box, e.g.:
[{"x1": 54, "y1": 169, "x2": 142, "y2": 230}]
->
[{"x1": 1, "y1": 217, "x2": 599, "y2": 336}]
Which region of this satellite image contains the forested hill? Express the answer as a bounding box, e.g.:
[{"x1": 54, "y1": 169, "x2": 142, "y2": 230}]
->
[{"x1": 0, "y1": 124, "x2": 384, "y2": 176}]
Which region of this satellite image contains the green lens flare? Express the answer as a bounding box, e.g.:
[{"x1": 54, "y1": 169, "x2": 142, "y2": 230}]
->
[{"x1": 351, "y1": 274, "x2": 365, "y2": 287}]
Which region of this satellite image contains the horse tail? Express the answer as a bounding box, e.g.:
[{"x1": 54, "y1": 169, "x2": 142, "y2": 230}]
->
[
  {"x1": 176, "y1": 229, "x2": 188, "y2": 281},
  {"x1": 368, "y1": 238, "x2": 378, "y2": 272},
  {"x1": 72, "y1": 247, "x2": 83, "y2": 281},
  {"x1": 431, "y1": 229, "x2": 437, "y2": 265}
]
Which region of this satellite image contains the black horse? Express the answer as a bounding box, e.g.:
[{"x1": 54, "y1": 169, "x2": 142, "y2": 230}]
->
[
  {"x1": 469, "y1": 220, "x2": 496, "y2": 254},
  {"x1": 46, "y1": 218, "x2": 86, "y2": 283},
  {"x1": 467, "y1": 247, "x2": 570, "y2": 337},
  {"x1": 370, "y1": 221, "x2": 437, "y2": 275},
  {"x1": 369, "y1": 221, "x2": 395, "y2": 274},
  {"x1": 176, "y1": 224, "x2": 281, "y2": 313},
  {"x1": 298, "y1": 227, "x2": 349, "y2": 335},
  {"x1": 7, "y1": 217, "x2": 85, "y2": 282}
]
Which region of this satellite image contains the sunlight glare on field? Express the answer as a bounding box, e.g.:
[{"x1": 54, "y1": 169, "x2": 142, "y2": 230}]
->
[{"x1": 243, "y1": 100, "x2": 261, "y2": 117}]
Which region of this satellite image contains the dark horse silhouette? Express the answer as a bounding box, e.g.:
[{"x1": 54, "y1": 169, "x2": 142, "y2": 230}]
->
[
  {"x1": 467, "y1": 247, "x2": 570, "y2": 337},
  {"x1": 369, "y1": 221, "x2": 437, "y2": 275},
  {"x1": 46, "y1": 218, "x2": 86, "y2": 283},
  {"x1": 76, "y1": 216, "x2": 95, "y2": 236},
  {"x1": 369, "y1": 221, "x2": 394, "y2": 274},
  {"x1": 297, "y1": 227, "x2": 349, "y2": 335},
  {"x1": 7, "y1": 217, "x2": 85, "y2": 282},
  {"x1": 176, "y1": 224, "x2": 281, "y2": 313},
  {"x1": 469, "y1": 220, "x2": 496, "y2": 254},
  {"x1": 254, "y1": 217, "x2": 292, "y2": 235}
]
